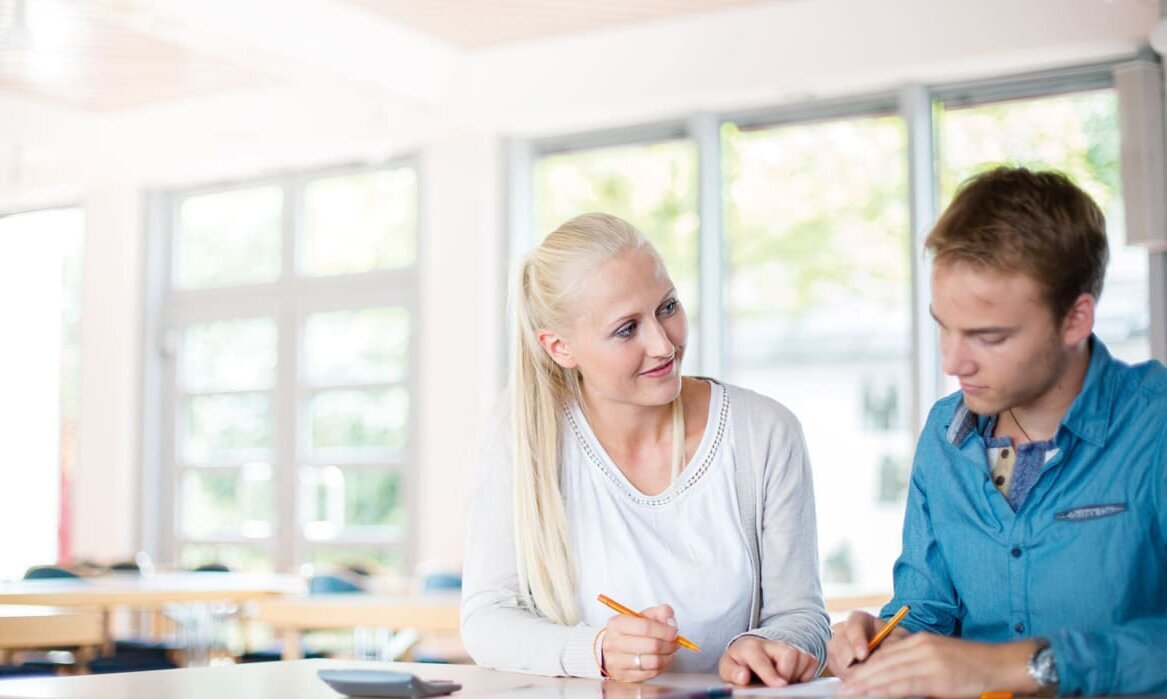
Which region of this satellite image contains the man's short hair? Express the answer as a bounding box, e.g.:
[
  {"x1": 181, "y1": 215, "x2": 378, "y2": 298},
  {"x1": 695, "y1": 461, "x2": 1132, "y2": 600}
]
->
[{"x1": 925, "y1": 166, "x2": 1109, "y2": 320}]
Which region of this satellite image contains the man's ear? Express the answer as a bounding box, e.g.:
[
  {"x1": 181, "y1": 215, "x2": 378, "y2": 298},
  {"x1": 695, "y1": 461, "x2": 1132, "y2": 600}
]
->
[
  {"x1": 1061, "y1": 293, "x2": 1095, "y2": 347},
  {"x1": 537, "y1": 328, "x2": 577, "y2": 369}
]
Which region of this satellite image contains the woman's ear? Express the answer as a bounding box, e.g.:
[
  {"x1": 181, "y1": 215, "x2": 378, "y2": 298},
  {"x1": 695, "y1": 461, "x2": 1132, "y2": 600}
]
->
[{"x1": 537, "y1": 328, "x2": 577, "y2": 369}]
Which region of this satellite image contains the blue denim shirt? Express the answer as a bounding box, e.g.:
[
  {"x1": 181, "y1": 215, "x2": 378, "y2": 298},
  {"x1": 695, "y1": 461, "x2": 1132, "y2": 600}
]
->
[{"x1": 882, "y1": 337, "x2": 1167, "y2": 695}]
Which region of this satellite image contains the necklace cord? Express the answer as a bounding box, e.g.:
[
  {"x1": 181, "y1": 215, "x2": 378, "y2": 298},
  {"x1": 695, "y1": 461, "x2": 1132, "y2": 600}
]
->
[{"x1": 1007, "y1": 407, "x2": 1033, "y2": 443}]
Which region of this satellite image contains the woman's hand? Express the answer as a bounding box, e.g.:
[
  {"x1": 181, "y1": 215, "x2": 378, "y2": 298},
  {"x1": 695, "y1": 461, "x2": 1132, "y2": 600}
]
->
[
  {"x1": 719, "y1": 636, "x2": 818, "y2": 687},
  {"x1": 600, "y1": 604, "x2": 681, "y2": 682}
]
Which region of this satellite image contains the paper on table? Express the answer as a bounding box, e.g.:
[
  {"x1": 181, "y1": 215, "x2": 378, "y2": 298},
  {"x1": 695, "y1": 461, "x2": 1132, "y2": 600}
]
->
[
  {"x1": 733, "y1": 676, "x2": 841, "y2": 697},
  {"x1": 471, "y1": 683, "x2": 731, "y2": 698},
  {"x1": 468, "y1": 686, "x2": 599, "y2": 698}
]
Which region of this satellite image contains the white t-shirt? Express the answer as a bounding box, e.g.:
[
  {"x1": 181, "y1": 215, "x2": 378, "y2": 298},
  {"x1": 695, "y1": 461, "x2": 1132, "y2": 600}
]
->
[{"x1": 562, "y1": 381, "x2": 753, "y2": 673}]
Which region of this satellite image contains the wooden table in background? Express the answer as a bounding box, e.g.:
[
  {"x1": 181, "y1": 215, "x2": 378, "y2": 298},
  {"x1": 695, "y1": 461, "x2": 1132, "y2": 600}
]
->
[
  {"x1": 0, "y1": 574, "x2": 303, "y2": 609},
  {"x1": 249, "y1": 593, "x2": 461, "y2": 660},
  {"x1": 0, "y1": 605, "x2": 104, "y2": 663},
  {"x1": 0, "y1": 573, "x2": 304, "y2": 654},
  {"x1": 824, "y1": 592, "x2": 891, "y2": 625}
]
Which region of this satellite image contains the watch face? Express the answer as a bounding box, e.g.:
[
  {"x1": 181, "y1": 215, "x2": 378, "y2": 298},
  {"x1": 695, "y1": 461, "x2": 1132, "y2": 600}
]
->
[{"x1": 1029, "y1": 645, "x2": 1059, "y2": 690}]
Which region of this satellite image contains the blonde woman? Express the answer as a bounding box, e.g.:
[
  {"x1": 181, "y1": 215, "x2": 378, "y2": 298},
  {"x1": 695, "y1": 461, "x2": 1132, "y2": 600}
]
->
[{"x1": 460, "y1": 213, "x2": 828, "y2": 686}]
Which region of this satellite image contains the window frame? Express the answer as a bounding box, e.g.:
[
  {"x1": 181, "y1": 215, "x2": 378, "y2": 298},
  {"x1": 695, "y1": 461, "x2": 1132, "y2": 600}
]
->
[
  {"x1": 510, "y1": 56, "x2": 1157, "y2": 434},
  {"x1": 142, "y1": 158, "x2": 421, "y2": 574}
]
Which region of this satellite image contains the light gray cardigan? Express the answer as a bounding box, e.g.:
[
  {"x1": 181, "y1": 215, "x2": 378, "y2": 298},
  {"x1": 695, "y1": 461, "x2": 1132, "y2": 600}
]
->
[{"x1": 459, "y1": 381, "x2": 830, "y2": 678}]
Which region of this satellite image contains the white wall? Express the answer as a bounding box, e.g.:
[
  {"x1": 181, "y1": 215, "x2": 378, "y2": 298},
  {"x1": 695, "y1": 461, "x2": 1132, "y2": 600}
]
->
[
  {"x1": 68, "y1": 183, "x2": 144, "y2": 563},
  {"x1": 416, "y1": 130, "x2": 506, "y2": 568},
  {"x1": 467, "y1": 0, "x2": 1157, "y2": 134},
  {"x1": 0, "y1": 0, "x2": 1159, "y2": 570}
]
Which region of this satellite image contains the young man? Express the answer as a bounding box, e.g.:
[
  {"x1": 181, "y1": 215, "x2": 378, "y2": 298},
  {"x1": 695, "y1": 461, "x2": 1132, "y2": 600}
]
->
[{"x1": 827, "y1": 167, "x2": 1167, "y2": 697}]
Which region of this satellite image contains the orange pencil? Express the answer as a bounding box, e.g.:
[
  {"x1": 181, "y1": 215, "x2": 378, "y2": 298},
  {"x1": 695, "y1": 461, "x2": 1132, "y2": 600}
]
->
[
  {"x1": 596, "y1": 594, "x2": 700, "y2": 652},
  {"x1": 849, "y1": 604, "x2": 910, "y2": 667}
]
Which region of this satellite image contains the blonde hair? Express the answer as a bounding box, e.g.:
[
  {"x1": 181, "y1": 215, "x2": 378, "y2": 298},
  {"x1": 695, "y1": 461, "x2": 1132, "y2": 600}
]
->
[{"x1": 510, "y1": 212, "x2": 678, "y2": 625}]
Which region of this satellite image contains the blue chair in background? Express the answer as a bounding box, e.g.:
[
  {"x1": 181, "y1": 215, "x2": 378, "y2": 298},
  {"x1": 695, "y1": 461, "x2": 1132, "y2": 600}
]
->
[
  {"x1": 421, "y1": 572, "x2": 462, "y2": 592},
  {"x1": 0, "y1": 664, "x2": 55, "y2": 678},
  {"x1": 87, "y1": 651, "x2": 178, "y2": 675},
  {"x1": 22, "y1": 565, "x2": 80, "y2": 580},
  {"x1": 191, "y1": 563, "x2": 231, "y2": 573},
  {"x1": 307, "y1": 573, "x2": 366, "y2": 595}
]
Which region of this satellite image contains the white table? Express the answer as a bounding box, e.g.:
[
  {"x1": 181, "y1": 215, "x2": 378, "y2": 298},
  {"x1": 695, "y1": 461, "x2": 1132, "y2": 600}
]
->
[{"x1": 0, "y1": 658, "x2": 727, "y2": 699}]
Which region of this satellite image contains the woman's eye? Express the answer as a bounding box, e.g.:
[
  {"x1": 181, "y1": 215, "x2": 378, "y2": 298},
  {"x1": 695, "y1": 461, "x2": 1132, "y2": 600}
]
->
[
  {"x1": 659, "y1": 299, "x2": 678, "y2": 315},
  {"x1": 615, "y1": 322, "x2": 636, "y2": 338}
]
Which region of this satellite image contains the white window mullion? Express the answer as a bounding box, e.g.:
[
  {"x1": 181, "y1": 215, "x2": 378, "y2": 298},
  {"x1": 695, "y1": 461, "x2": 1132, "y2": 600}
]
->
[
  {"x1": 690, "y1": 112, "x2": 725, "y2": 379},
  {"x1": 401, "y1": 166, "x2": 423, "y2": 575},
  {"x1": 142, "y1": 192, "x2": 177, "y2": 566},
  {"x1": 504, "y1": 139, "x2": 535, "y2": 394},
  {"x1": 506, "y1": 138, "x2": 536, "y2": 265},
  {"x1": 275, "y1": 175, "x2": 300, "y2": 573},
  {"x1": 901, "y1": 84, "x2": 942, "y2": 434}
]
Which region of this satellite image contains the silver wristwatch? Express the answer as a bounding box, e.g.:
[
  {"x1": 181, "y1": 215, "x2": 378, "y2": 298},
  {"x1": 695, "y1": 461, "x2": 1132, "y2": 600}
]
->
[{"x1": 1027, "y1": 638, "x2": 1059, "y2": 696}]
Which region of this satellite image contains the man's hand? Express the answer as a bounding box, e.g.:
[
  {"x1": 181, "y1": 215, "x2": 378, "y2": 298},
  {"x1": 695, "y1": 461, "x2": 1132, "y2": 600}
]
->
[
  {"x1": 838, "y1": 633, "x2": 1039, "y2": 698},
  {"x1": 719, "y1": 636, "x2": 818, "y2": 687},
  {"x1": 826, "y1": 610, "x2": 909, "y2": 678}
]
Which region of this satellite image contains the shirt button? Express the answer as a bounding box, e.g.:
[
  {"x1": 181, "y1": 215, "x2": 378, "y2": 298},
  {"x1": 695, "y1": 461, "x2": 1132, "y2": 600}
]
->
[
  {"x1": 1014, "y1": 622, "x2": 1025, "y2": 634},
  {"x1": 995, "y1": 475, "x2": 1006, "y2": 486},
  {"x1": 1001, "y1": 448, "x2": 1011, "y2": 458},
  {"x1": 1011, "y1": 547, "x2": 1022, "y2": 558}
]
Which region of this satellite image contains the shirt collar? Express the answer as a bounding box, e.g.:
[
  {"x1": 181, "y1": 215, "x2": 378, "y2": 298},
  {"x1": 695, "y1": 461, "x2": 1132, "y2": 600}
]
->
[
  {"x1": 945, "y1": 335, "x2": 1116, "y2": 448},
  {"x1": 946, "y1": 402, "x2": 978, "y2": 447},
  {"x1": 1058, "y1": 335, "x2": 1115, "y2": 448}
]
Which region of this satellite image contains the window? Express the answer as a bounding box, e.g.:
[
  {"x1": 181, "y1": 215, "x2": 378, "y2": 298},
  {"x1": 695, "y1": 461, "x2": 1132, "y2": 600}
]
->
[
  {"x1": 174, "y1": 187, "x2": 282, "y2": 289},
  {"x1": 0, "y1": 207, "x2": 84, "y2": 580},
  {"x1": 155, "y1": 163, "x2": 418, "y2": 575},
  {"x1": 723, "y1": 115, "x2": 913, "y2": 589}
]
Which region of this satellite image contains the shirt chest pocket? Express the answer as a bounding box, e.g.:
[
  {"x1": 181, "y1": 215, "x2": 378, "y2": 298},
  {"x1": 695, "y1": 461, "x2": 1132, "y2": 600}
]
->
[
  {"x1": 1039, "y1": 501, "x2": 1147, "y2": 610},
  {"x1": 1049, "y1": 502, "x2": 1134, "y2": 548},
  {"x1": 1054, "y1": 502, "x2": 1127, "y2": 522}
]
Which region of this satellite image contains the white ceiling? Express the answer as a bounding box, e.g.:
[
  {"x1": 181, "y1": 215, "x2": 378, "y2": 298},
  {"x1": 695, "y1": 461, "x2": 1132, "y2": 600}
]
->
[
  {"x1": 0, "y1": 0, "x2": 1157, "y2": 195},
  {"x1": 0, "y1": 0, "x2": 280, "y2": 112},
  {"x1": 0, "y1": 0, "x2": 776, "y2": 113},
  {"x1": 345, "y1": 0, "x2": 776, "y2": 48}
]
